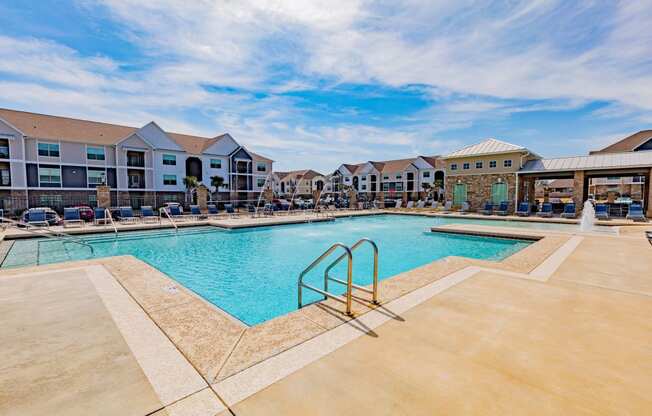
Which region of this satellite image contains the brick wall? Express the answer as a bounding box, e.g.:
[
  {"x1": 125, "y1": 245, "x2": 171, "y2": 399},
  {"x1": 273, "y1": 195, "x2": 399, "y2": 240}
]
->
[{"x1": 445, "y1": 173, "x2": 516, "y2": 211}]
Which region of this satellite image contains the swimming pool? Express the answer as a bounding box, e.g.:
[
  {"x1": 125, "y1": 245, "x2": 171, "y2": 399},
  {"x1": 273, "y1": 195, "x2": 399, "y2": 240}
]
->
[
  {"x1": 431, "y1": 215, "x2": 616, "y2": 233},
  {"x1": 3, "y1": 215, "x2": 531, "y2": 325}
]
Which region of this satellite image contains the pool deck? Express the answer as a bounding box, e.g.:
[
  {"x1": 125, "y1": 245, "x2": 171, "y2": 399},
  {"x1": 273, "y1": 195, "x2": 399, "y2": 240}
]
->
[{"x1": 0, "y1": 213, "x2": 651, "y2": 415}]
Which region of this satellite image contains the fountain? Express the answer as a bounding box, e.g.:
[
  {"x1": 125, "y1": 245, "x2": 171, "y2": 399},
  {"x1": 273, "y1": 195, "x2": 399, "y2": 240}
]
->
[{"x1": 579, "y1": 199, "x2": 596, "y2": 232}]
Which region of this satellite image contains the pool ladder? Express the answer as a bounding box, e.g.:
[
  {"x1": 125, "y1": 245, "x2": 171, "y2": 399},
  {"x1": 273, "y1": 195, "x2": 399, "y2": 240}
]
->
[{"x1": 297, "y1": 238, "x2": 379, "y2": 316}]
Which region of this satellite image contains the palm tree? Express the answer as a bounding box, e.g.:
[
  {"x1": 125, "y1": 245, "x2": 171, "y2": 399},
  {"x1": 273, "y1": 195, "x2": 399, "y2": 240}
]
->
[
  {"x1": 182, "y1": 176, "x2": 199, "y2": 205},
  {"x1": 210, "y1": 175, "x2": 225, "y2": 200},
  {"x1": 421, "y1": 182, "x2": 432, "y2": 199}
]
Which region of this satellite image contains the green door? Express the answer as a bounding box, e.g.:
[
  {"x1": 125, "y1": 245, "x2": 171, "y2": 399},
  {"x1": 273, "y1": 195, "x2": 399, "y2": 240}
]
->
[
  {"x1": 453, "y1": 183, "x2": 467, "y2": 206},
  {"x1": 491, "y1": 182, "x2": 508, "y2": 204}
]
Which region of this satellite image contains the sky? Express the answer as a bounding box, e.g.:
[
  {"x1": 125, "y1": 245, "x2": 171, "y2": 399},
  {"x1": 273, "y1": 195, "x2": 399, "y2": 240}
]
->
[{"x1": 0, "y1": 1, "x2": 651, "y2": 172}]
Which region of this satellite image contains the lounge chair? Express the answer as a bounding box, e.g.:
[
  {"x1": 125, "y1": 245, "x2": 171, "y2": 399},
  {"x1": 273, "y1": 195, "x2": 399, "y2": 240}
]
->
[
  {"x1": 119, "y1": 207, "x2": 140, "y2": 223},
  {"x1": 94, "y1": 208, "x2": 110, "y2": 225},
  {"x1": 394, "y1": 200, "x2": 402, "y2": 208},
  {"x1": 560, "y1": 203, "x2": 576, "y2": 219},
  {"x1": 225, "y1": 204, "x2": 240, "y2": 218},
  {"x1": 416, "y1": 200, "x2": 425, "y2": 209},
  {"x1": 595, "y1": 204, "x2": 609, "y2": 220},
  {"x1": 263, "y1": 203, "x2": 275, "y2": 216},
  {"x1": 406, "y1": 201, "x2": 414, "y2": 209},
  {"x1": 168, "y1": 205, "x2": 187, "y2": 221},
  {"x1": 646, "y1": 231, "x2": 652, "y2": 246},
  {"x1": 626, "y1": 203, "x2": 647, "y2": 222},
  {"x1": 479, "y1": 202, "x2": 493, "y2": 215},
  {"x1": 63, "y1": 207, "x2": 84, "y2": 228},
  {"x1": 440, "y1": 201, "x2": 453, "y2": 213},
  {"x1": 27, "y1": 209, "x2": 49, "y2": 228},
  {"x1": 140, "y1": 206, "x2": 160, "y2": 224},
  {"x1": 430, "y1": 201, "x2": 439, "y2": 210},
  {"x1": 537, "y1": 202, "x2": 553, "y2": 218},
  {"x1": 496, "y1": 201, "x2": 509, "y2": 216},
  {"x1": 516, "y1": 202, "x2": 530, "y2": 217},
  {"x1": 190, "y1": 205, "x2": 205, "y2": 220},
  {"x1": 460, "y1": 202, "x2": 471, "y2": 214},
  {"x1": 207, "y1": 204, "x2": 221, "y2": 219}
]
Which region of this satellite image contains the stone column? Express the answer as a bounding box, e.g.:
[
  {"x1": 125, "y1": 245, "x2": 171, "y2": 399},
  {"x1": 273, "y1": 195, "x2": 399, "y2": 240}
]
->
[
  {"x1": 647, "y1": 168, "x2": 652, "y2": 218},
  {"x1": 348, "y1": 189, "x2": 357, "y2": 207},
  {"x1": 377, "y1": 190, "x2": 385, "y2": 208},
  {"x1": 573, "y1": 170, "x2": 585, "y2": 209},
  {"x1": 197, "y1": 185, "x2": 209, "y2": 212},
  {"x1": 96, "y1": 185, "x2": 111, "y2": 209},
  {"x1": 402, "y1": 191, "x2": 408, "y2": 203},
  {"x1": 264, "y1": 188, "x2": 274, "y2": 203}
]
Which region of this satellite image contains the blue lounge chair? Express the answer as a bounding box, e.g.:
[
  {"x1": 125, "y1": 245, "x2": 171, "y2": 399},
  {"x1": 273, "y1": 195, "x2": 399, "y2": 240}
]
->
[
  {"x1": 626, "y1": 203, "x2": 647, "y2": 222},
  {"x1": 516, "y1": 202, "x2": 531, "y2": 217},
  {"x1": 496, "y1": 201, "x2": 509, "y2": 216},
  {"x1": 27, "y1": 209, "x2": 49, "y2": 228},
  {"x1": 119, "y1": 207, "x2": 139, "y2": 223},
  {"x1": 140, "y1": 206, "x2": 160, "y2": 223},
  {"x1": 479, "y1": 202, "x2": 493, "y2": 215},
  {"x1": 560, "y1": 203, "x2": 576, "y2": 219},
  {"x1": 94, "y1": 207, "x2": 110, "y2": 225},
  {"x1": 537, "y1": 202, "x2": 553, "y2": 218},
  {"x1": 63, "y1": 207, "x2": 84, "y2": 228},
  {"x1": 207, "y1": 204, "x2": 220, "y2": 219},
  {"x1": 595, "y1": 204, "x2": 609, "y2": 220},
  {"x1": 168, "y1": 205, "x2": 187, "y2": 221},
  {"x1": 225, "y1": 203, "x2": 239, "y2": 218},
  {"x1": 460, "y1": 202, "x2": 471, "y2": 214},
  {"x1": 189, "y1": 205, "x2": 205, "y2": 220}
]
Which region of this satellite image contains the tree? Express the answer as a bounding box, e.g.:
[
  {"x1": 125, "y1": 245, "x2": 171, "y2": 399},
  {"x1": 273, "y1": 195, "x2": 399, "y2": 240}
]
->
[
  {"x1": 421, "y1": 182, "x2": 432, "y2": 199},
  {"x1": 182, "y1": 176, "x2": 199, "y2": 205},
  {"x1": 210, "y1": 175, "x2": 225, "y2": 199}
]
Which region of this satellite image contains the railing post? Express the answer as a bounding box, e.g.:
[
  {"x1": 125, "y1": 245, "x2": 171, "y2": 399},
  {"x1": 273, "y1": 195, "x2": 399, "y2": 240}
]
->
[
  {"x1": 345, "y1": 250, "x2": 353, "y2": 315},
  {"x1": 372, "y1": 243, "x2": 379, "y2": 304}
]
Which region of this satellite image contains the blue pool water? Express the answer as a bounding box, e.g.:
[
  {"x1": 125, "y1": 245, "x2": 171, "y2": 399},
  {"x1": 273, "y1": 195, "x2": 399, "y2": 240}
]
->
[{"x1": 3, "y1": 215, "x2": 531, "y2": 325}]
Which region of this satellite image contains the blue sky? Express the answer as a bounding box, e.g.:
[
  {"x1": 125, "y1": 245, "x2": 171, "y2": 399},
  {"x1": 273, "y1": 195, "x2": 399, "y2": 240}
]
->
[{"x1": 0, "y1": 1, "x2": 651, "y2": 172}]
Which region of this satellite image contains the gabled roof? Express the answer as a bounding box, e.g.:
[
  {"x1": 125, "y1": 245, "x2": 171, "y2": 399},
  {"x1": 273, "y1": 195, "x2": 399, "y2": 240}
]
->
[
  {"x1": 249, "y1": 150, "x2": 274, "y2": 163},
  {"x1": 167, "y1": 132, "x2": 219, "y2": 154},
  {"x1": 520, "y1": 151, "x2": 652, "y2": 173},
  {"x1": 443, "y1": 138, "x2": 530, "y2": 159},
  {"x1": 379, "y1": 158, "x2": 416, "y2": 173},
  {"x1": 590, "y1": 130, "x2": 652, "y2": 154},
  {"x1": 0, "y1": 108, "x2": 136, "y2": 145},
  {"x1": 276, "y1": 169, "x2": 322, "y2": 181}
]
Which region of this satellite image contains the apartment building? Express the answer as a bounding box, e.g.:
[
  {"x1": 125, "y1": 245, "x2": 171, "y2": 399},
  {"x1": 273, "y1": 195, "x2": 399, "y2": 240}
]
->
[
  {"x1": 333, "y1": 156, "x2": 445, "y2": 199},
  {"x1": 273, "y1": 169, "x2": 323, "y2": 198},
  {"x1": 0, "y1": 108, "x2": 272, "y2": 212}
]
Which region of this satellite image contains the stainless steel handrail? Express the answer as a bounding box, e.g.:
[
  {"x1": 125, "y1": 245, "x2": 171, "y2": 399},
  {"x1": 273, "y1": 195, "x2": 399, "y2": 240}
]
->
[
  {"x1": 298, "y1": 242, "x2": 354, "y2": 315},
  {"x1": 1, "y1": 217, "x2": 95, "y2": 255},
  {"x1": 105, "y1": 208, "x2": 118, "y2": 234},
  {"x1": 324, "y1": 238, "x2": 379, "y2": 304},
  {"x1": 159, "y1": 207, "x2": 178, "y2": 231}
]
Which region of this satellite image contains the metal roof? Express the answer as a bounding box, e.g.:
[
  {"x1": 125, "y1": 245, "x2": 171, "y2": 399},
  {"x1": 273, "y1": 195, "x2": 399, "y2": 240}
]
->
[
  {"x1": 443, "y1": 138, "x2": 529, "y2": 158},
  {"x1": 519, "y1": 150, "x2": 652, "y2": 173}
]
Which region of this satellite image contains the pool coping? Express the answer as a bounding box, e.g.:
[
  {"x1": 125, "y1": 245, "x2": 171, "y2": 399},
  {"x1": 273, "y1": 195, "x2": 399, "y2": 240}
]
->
[{"x1": 0, "y1": 216, "x2": 573, "y2": 392}]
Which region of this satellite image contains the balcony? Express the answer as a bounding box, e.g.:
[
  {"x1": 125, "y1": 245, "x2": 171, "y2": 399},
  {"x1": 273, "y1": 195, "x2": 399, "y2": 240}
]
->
[
  {"x1": 126, "y1": 151, "x2": 145, "y2": 167},
  {"x1": 127, "y1": 170, "x2": 145, "y2": 189},
  {"x1": 0, "y1": 139, "x2": 9, "y2": 159}
]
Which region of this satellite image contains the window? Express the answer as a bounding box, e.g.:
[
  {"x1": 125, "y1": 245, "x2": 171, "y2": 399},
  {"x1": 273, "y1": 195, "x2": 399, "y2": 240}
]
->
[
  {"x1": 361, "y1": 184, "x2": 367, "y2": 190},
  {"x1": 504, "y1": 159, "x2": 512, "y2": 168},
  {"x1": 39, "y1": 194, "x2": 62, "y2": 206},
  {"x1": 383, "y1": 175, "x2": 389, "y2": 180},
  {"x1": 127, "y1": 151, "x2": 144, "y2": 167},
  {"x1": 463, "y1": 163, "x2": 470, "y2": 170},
  {"x1": 0, "y1": 162, "x2": 10, "y2": 186},
  {"x1": 38, "y1": 142, "x2": 60, "y2": 157},
  {"x1": 475, "y1": 161, "x2": 483, "y2": 169},
  {"x1": 382, "y1": 183, "x2": 389, "y2": 191},
  {"x1": 361, "y1": 175, "x2": 367, "y2": 181},
  {"x1": 257, "y1": 178, "x2": 266, "y2": 187},
  {"x1": 87, "y1": 169, "x2": 106, "y2": 185},
  {"x1": 396, "y1": 174, "x2": 402, "y2": 179},
  {"x1": 210, "y1": 159, "x2": 221, "y2": 169},
  {"x1": 163, "y1": 174, "x2": 177, "y2": 185},
  {"x1": 344, "y1": 177, "x2": 350, "y2": 182},
  {"x1": 163, "y1": 154, "x2": 176, "y2": 165},
  {"x1": 396, "y1": 183, "x2": 404, "y2": 192},
  {"x1": 0, "y1": 139, "x2": 9, "y2": 159},
  {"x1": 423, "y1": 171, "x2": 430, "y2": 178},
  {"x1": 489, "y1": 160, "x2": 497, "y2": 168},
  {"x1": 256, "y1": 162, "x2": 266, "y2": 172},
  {"x1": 38, "y1": 166, "x2": 61, "y2": 186},
  {"x1": 451, "y1": 164, "x2": 458, "y2": 171},
  {"x1": 87, "y1": 146, "x2": 105, "y2": 160}
]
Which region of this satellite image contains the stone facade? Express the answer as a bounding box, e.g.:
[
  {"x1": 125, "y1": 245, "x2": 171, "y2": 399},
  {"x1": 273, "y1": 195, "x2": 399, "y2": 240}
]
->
[
  {"x1": 572, "y1": 170, "x2": 585, "y2": 209},
  {"x1": 648, "y1": 168, "x2": 652, "y2": 217},
  {"x1": 445, "y1": 173, "x2": 516, "y2": 211},
  {"x1": 96, "y1": 186, "x2": 111, "y2": 208}
]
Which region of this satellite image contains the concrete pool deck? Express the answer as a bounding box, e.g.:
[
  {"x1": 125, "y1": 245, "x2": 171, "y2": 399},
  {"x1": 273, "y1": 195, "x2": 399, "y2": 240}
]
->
[{"x1": 0, "y1": 215, "x2": 650, "y2": 415}]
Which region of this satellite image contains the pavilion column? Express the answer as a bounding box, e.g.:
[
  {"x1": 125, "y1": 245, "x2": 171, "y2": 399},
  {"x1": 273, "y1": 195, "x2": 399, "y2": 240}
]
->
[
  {"x1": 572, "y1": 170, "x2": 585, "y2": 209},
  {"x1": 647, "y1": 168, "x2": 652, "y2": 218}
]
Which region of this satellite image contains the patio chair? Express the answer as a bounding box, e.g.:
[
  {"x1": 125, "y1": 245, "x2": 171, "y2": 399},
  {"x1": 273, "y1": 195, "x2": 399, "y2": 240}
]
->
[
  {"x1": 460, "y1": 202, "x2": 471, "y2": 214},
  {"x1": 537, "y1": 202, "x2": 553, "y2": 218},
  {"x1": 190, "y1": 205, "x2": 205, "y2": 220},
  {"x1": 94, "y1": 208, "x2": 110, "y2": 225},
  {"x1": 496, "y1": 201, "x2": 510, "y2": 216},
  {"x1": 394, "y1": 200, "x2": 402, "y2": 208},
  {"x1": 63, "y1": 207, "x2": 84, "y2": 228},
  {"x1": 516, "y1": 202, "x2": 531, "y2": 217},
  {"x1": 140, "y1": 206, "x2": 160, "y2": 224},
  {"x1": 595, "y1": 204, "x2": 609, "y2": 220},
  {"x1": 207, "y1": 204, "x2": 221, "y2": 219},
  {"x1": 168, "y1": 205, "x2": 187, "y2": 221},
  {"x1": 406, "y1": 201, "x2": 414, "y2": 209},
  {"x1": 430, "y1": 201, "x2": 439, "y2": 210},
  {"x1": 119, "y1": 207, "x2": 140, "y2": 223},
  {"x1": 560, "y1": 203, "x2": 577, "y2": 219},
  {"x1": 479, "y1": 202, "x2": 494, "y2": 215},
  {"x1": 225, "y1": 204, "x2": 240, "y2": 218},
  {"x1": 416, "y1": 200, "x2": 425, "y2": 209},
  {"x1": 440, "y1": 201, "x2": 453, "y2": 213},
  {"x1": 626, "y1": 203, "x2": 647, "y2": 222},
  {"x1": 27, "y1": 209, "x2": 49, "y2": 228},
  {"x1": 263, "y1": 203, "x2": 275, "y2": 216}
]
